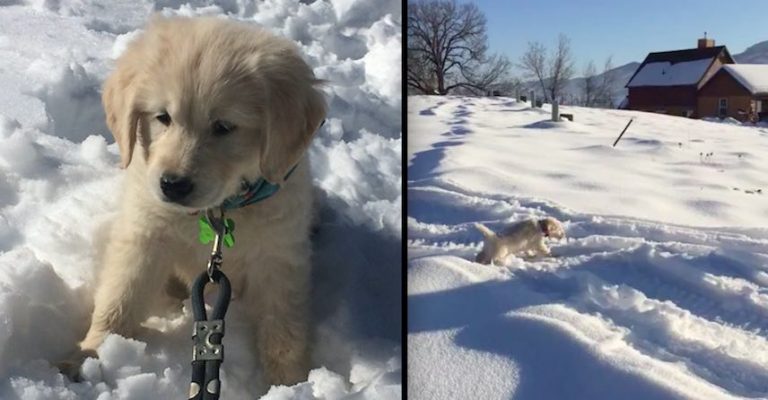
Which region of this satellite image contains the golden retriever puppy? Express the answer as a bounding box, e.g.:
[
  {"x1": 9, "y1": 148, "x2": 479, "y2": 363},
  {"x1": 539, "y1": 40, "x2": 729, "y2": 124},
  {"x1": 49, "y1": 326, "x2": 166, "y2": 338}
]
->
[
  {"x1": 474, "y1": 217, "x2": 565, "y2": 265},
  {"x1": 71, "y1": 16, "x2": 326, "y2": 386}
]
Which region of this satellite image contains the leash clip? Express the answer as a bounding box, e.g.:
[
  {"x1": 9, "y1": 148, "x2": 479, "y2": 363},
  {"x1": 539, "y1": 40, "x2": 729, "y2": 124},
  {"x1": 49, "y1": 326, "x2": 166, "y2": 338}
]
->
[{"x1": 205, "y1": 209, "x2": 226, "y2": 281}]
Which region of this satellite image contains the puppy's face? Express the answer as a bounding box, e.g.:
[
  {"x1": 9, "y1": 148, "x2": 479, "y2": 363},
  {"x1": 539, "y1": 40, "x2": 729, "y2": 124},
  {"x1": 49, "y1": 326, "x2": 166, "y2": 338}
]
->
[
  {"x1": 541, "y1": 218, "x2": 565, "y2": 240},
  {"x1": 139, "y1": 80, "x2": 264, "y2": 209},
  {"x1": 102, "y1": 17, "x2": 326, "y2": 210}
]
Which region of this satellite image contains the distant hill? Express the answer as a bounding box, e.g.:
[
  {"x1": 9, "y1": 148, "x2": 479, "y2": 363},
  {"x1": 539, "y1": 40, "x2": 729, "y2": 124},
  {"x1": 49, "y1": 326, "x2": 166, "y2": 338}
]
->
[
  {"x1": 522, "y1": 40, "x2": 768, "y2": 107},
  {"x1": 734, "y1": 40, "x2": 768, "y2": 63},
  {"x1": 562, "y1": 61, "x2": 640, "y2": 106}
]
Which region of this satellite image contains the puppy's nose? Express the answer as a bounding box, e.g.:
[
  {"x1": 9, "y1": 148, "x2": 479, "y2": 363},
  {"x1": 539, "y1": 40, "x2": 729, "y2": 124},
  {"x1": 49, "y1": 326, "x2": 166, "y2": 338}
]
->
[{"x1": 160, "y1": 174, "x2": 194, "y2": 202}]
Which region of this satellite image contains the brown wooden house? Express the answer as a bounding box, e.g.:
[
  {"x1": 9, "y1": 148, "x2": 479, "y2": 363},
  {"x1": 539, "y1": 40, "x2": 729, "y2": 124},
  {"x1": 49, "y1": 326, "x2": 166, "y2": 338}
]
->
[
  {"x1": 697, "y1": 64, "x2": 768, "y2": 122},
  {"x1": 624, "y1": 38, "x2": 734, "y2": 117}
]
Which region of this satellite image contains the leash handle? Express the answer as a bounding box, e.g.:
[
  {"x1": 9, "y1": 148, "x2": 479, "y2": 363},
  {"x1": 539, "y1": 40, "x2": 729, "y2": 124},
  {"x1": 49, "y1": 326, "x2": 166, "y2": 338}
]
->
[
  {"x1": 189, "y1": 360, "x2": 222, "y2": 400},
  {"x1": 190, "y1": 360, "x2": 205, "y2": 400},
  {"x1": 189, "y1": 269, "x2": 231, "y2": 400},
  {"x1": 204, "y1": 361, "x2": 222, "y2": 400}
]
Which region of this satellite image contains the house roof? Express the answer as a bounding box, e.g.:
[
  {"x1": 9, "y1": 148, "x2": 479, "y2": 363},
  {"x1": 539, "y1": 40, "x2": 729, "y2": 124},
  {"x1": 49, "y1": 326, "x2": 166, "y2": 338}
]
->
[
  {"x1": 626, "y1": 59, "x2": 712, "y2": 87},
  {"x1": 626, "y1": 46, "x2": 733, "y2": 88},
  {"x1": 719, "y1": 64, "x2": 768, "y2": 95},
  {"x1": 645, "y1": 46, "x2": 728, "y2": 64}
]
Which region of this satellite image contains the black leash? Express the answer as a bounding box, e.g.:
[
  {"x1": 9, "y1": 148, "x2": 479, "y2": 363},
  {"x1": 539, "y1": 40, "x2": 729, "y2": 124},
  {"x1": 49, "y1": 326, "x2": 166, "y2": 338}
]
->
[{"x1": 189, "y1": 209, "x2": 232, "y2": 400}]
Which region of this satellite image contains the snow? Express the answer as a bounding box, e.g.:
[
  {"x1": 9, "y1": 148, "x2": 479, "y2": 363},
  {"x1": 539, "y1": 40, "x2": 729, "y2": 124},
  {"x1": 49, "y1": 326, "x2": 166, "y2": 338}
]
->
[
  {"x1": 720, "y1": 64, "x2": 768, "y2": 95},
  {"x1": 408, "y1": 95, "x2": 768, "y2": 399},
  {"x1": 410, "y1": 97, "x2": 768, "y2": 228},
  {"x1": 627, "y1": 59, "x2": 713, "y2": 87},
  {"x1": 0, "y1": 0, "x2": 401, "y2": 399}
]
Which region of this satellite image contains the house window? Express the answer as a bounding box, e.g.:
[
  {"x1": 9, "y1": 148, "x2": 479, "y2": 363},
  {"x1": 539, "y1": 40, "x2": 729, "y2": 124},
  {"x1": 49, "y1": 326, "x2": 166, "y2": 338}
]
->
[{"x1": 718, "y1": 98, "x2": 728, "y2": 117}]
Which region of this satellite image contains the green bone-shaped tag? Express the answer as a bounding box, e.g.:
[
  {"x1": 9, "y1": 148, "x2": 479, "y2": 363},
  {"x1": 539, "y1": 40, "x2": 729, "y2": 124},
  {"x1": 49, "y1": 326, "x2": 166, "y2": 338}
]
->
[{"x1": 198, "y1": 215, "x2": 235, "y2": 248}]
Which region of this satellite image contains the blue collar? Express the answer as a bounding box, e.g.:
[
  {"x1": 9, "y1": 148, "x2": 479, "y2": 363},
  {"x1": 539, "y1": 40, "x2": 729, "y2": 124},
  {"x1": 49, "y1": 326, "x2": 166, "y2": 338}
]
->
[
  {"x1": 219, "y1": 120, "x2": 323, "y2": 211},
  {"x1": 219, "y1": 164, "x2": 298, "y2": 210}
]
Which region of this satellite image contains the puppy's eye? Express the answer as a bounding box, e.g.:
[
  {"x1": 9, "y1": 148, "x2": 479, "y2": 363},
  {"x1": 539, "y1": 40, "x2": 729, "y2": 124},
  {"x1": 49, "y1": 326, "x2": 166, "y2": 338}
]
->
[
  {"x1": 156, "y1": 112, "x2": 171, "y2": 126},
  {"x1": 212, "y1": 120, "x2": 235, "y2": 136}
]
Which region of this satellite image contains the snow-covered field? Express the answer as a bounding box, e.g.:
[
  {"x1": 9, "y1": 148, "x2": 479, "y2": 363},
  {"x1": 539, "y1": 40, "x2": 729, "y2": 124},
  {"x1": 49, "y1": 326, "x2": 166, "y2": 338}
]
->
[
  {"x1": 0, "y1": 1, "x2": 401, "y2": 399},
  {"x1": 408, "y1": 95, "x2": 768, "y2": 399}
]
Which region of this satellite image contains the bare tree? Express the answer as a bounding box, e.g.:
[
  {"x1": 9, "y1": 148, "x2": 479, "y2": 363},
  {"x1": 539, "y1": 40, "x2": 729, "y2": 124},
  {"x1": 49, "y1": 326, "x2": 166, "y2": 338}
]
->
[
  {"x1": 547, "y1": 34, "x2": 575, "y2": 103},
  {"x1": 581, "y1": 56, "x2": 616, "y2": 107},
  {"x1": 519, "y1": 41, "x2": 548, "y2": 101},
  {"x1": 595, "y1": 56, "x2": 616, "y2": 107},
  {"x1": 462, "y1": 53, "x2": 511, "y2": 94},
  {"x1": 497, "y1": 76, "x2": 523, "y2": 96},
  {"x1": 582, "y1": 60, "x2": 598, "y2": 106},
  {"x1": 518, "y1": 34, "x2": 574, "y2": 103},
  {"x1": 407, "y1": 0, "x2": 510, "y2": 95},
  {"x1": 407, "y1": 48, "x2": 436, "y2": 95}
]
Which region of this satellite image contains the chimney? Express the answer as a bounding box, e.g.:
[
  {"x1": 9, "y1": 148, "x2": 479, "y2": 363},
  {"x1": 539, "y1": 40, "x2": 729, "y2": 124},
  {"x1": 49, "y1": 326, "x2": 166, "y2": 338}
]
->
[{"x1": 698, "y1": 32, "x2": 715, "y2": 48}]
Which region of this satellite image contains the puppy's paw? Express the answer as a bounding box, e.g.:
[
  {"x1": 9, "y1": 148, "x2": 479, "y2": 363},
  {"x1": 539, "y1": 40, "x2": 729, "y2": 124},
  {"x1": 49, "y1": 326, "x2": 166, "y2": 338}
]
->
[{"x1": 56, "y1": 348, "x2": 98, "y2": 382}]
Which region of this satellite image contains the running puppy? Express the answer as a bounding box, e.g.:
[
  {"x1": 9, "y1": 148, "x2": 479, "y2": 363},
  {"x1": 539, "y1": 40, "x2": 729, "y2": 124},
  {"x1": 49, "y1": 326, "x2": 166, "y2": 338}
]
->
[{"x1": 474, "y1": 217, "x2": 565, "y2": 264}]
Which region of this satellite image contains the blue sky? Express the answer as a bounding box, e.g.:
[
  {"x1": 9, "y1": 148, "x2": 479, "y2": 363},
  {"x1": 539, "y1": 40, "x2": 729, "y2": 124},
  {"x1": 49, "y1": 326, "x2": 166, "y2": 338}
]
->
[{"x1": 469, "y1": 0, "x2": 768, "y2": 76}]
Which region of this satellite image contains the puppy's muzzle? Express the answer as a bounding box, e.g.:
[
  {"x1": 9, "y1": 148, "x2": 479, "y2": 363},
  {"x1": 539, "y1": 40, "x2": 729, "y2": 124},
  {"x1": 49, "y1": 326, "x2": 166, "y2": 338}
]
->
[{"x1": 160, "y1": 174, "x2": 194, "y2": 202}]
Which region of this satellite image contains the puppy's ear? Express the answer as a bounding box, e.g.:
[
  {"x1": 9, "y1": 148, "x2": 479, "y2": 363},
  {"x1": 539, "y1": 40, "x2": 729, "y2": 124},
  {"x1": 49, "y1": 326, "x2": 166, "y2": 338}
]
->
[
  {"x1": 102, "y1": 68, "x2": 140, "y2": 168},
  {"x1": 260, "y1": 64, "x2": 326, "y2": 184},
  {"x1": 261, "y1": 83, "x2": 326, "y2": 183}
]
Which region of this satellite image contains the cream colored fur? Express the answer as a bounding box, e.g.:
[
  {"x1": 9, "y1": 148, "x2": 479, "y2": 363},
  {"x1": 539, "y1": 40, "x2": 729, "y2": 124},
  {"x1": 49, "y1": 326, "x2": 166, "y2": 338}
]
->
[
  {"x1": 70, "y1": 16, "x2": 326, "y2": 386},
  {"x1": 474, "y1": 217, "x2": 565, "y2": 265}
]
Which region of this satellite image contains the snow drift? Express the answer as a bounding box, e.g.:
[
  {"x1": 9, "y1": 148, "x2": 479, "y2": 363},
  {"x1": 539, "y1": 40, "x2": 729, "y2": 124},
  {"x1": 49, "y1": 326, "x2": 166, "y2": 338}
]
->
[{"x1": 408, "y1": 95, "x2": 768, "y2": 399}]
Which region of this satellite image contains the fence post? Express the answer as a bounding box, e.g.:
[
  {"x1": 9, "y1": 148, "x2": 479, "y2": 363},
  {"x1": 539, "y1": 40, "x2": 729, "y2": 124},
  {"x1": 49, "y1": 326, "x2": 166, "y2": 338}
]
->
[{"x1": 552, "y1": 100, "x2": 560, "y2": 121}]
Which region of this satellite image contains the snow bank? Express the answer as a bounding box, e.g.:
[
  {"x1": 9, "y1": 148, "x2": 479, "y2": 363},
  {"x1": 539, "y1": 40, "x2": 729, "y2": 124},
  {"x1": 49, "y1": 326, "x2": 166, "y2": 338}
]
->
[{"x1": 0, "y1": 0, "x2": 401, "y2": 399}]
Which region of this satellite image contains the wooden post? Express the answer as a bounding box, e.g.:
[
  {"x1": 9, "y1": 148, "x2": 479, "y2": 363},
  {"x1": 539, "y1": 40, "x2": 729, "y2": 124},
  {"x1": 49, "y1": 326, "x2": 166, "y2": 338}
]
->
[
  {"x1": 552, "y1": 100, "x2": 560, "y2": 121},
  {"x1": 530, "y1": 91, "x2": 535, "y2": 107},
  {"x1": 613, "y1": 118, "x2": 634, "y2": 147}
]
